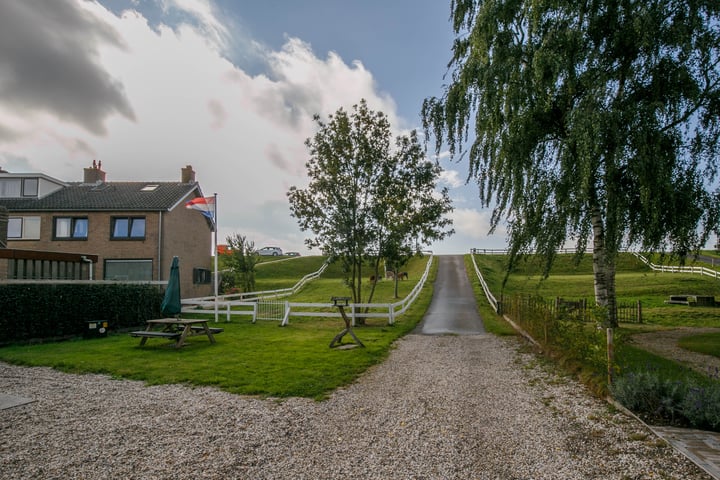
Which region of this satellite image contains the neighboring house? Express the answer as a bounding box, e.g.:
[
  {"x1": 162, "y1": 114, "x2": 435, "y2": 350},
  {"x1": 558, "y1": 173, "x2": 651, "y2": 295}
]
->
[{"x1": 0, "y1": 163, "x2": 214, "y2": 298}]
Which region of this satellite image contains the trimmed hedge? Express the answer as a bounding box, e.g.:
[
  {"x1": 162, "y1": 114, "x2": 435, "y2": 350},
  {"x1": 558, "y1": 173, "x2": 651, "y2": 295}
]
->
[{"x1": 0, "y1": 284, "x2": 163, "y2": 343}]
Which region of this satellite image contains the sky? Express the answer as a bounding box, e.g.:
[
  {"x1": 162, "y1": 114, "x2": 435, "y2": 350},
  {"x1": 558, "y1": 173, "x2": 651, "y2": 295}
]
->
[{"x1": 0, "y1": 0, "x2": 509, "y2": 254}]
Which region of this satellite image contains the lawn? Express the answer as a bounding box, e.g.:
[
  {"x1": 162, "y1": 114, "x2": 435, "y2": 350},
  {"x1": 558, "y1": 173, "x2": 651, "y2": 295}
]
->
[
  {"x1": 470, "y1": 251, "x2": 720, "y2": 393},
  {"x1": 0, "y1": 255, "x2": 436, "y2": 400}
]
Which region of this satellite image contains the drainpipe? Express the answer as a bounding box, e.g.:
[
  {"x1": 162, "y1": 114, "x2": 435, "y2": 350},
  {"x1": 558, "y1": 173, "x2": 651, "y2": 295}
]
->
[
  {"x1": 158, "y1": 211, "x2": 163, "y2": 281},
  {"x1": 81, "y1": 256, "x2": 93, "y2": 280}
]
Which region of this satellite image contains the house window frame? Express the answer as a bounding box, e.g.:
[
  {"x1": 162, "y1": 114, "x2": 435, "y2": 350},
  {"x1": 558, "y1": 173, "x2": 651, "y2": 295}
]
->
[
  {"x1": 22, "y1": 178, "x2": 39, "y2": 197},
  {"x1": 193, "y1": 268, "x2": 211, "y2": 284},
  {"x1": 7, "y1": 216, "x2": 41, "y2": 240},
  {"x1": 110, "y1": 216, "x2": 146, "y2": 240},
  {"x1": 53, "y1": 216, "x2": 88, "y2": 240},
  {"x1": 104, "y1": 259, "x2": 153, "y2": 281}
]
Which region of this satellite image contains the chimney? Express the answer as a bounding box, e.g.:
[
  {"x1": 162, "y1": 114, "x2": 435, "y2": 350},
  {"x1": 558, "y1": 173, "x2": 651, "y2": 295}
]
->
[
  {"x1": 181, "y1": 165, "x2": 196, "y2": 183},
  {"x1": 84, "y1": 160, "x2": 106, "y2": 183}
]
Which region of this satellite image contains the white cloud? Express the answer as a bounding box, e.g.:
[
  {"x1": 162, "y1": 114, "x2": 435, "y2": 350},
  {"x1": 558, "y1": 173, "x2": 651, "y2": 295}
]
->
[
  {"x1": 0, "y1": 0, "x2": 403, "y2": 252},
  {"x1": 439, "y1": 169, "x2": 464, "y2": 188},
  {"x1": 451, "y1": 208, "x2": 502, "y2": 240}
]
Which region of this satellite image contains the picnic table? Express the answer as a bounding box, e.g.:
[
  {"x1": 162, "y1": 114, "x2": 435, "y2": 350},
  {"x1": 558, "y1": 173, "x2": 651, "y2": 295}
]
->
[{"x1": 130, "y1": 318, "x2": 222, "y2": 348}]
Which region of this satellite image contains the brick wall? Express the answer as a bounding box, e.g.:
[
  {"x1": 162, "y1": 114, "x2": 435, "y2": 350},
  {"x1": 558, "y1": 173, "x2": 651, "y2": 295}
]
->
[{"x1": 5, "y1": 207, "x2": 213, "y2": 298}]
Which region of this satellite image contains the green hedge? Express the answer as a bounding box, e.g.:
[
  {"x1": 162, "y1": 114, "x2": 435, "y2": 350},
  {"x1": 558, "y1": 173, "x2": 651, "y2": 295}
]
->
[{"x1": 0, "y1": 284, "x2": 163, "y2": 343}]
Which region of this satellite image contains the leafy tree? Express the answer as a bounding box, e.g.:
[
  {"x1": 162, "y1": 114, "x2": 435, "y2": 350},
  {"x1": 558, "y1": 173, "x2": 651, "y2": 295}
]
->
[
  {"x1": 289, "y1": 100, "x2": 453, "y2": 310},
  {"x1": 423, "y1": 0, "x2": 720, "y2": 326},
  {"x1": 222, "y1": 233, "x2": 258, "y2": 293}
]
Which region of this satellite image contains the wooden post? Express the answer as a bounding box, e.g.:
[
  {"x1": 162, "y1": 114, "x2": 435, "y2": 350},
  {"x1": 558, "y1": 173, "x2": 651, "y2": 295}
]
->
[
  {"x1": 607, "y1": 327, "x2": 614, "y2": 386},
  {"x1": 637, "y1": 300, "x2": 642, "y2": 324}
]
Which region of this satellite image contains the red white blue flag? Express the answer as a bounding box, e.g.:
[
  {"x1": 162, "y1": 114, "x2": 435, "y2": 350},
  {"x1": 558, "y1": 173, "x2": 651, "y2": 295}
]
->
[{"x1": 186, "y1": 196, "x2": 215, "y2": 222}]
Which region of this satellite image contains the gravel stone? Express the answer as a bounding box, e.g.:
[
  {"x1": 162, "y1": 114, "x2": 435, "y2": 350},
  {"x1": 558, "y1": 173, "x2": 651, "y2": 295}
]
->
[{"x1": 0, "y1": 334, "x2": 711, "y2": 479}]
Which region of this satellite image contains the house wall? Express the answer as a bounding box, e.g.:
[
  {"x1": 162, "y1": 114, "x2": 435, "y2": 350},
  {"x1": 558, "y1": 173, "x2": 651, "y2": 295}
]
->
[
  {"x1": 161, "y1": 202, "x2": 213, "y2": 298},
  {"x1": 5, "y1": 207, "x2": 213, "y2": 298}
]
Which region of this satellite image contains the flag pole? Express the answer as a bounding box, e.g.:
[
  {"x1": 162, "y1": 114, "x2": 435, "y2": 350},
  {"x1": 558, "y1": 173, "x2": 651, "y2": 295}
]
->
[{"x1": 213, "y1": 192, "x2": 219, "y2": 323}]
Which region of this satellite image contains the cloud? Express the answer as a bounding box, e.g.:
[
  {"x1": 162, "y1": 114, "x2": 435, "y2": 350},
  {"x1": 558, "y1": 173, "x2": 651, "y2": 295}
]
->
[
  {"x1": 439, "y1": 169, "x2": 464, "y2": 188},
  {"x1": 207, "y1": 99, "x2": 227, "y2": 130},
  {"x1": 0, "y1": 0, "x2": 135, "y2": 137},
  {"x1": 0, "y1": 0, "x2": 403, "y2": 252},
  {"x1": 159, "y1": 0, "x2": 230, "y2": 50},
  {"x1": 450, "y1": 208, "x2": 504, "y2": 240}
]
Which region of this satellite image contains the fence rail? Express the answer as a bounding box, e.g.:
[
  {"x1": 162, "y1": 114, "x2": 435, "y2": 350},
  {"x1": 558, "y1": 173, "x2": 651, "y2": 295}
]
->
[
  {"x1": 631, "y1": 252, "x2": 720, "y2": 280},
  {"x1": 183, "y1": 254, "x2": 435, "y2": 325},
  {"x1": 470, "y1": 251, "x2": 642, "y2": 323}
]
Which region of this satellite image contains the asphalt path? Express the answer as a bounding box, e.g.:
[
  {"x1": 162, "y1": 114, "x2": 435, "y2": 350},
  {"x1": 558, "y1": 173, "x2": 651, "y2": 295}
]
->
[{"x1": 415, "y1": 255, "x2": 486, "y2": 335}]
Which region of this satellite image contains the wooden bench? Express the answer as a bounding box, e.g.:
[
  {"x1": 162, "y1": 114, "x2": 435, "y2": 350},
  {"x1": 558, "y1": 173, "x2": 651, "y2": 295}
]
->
[
  {"x1": 665, "y1": 295, "x2": 717, "y2": 306},
  {"x1": 129, "y1": 331, "x2": 181, "y2": 340},
  {"x1": 189, "y1": 326, "x2": 224, "y2": 334}
]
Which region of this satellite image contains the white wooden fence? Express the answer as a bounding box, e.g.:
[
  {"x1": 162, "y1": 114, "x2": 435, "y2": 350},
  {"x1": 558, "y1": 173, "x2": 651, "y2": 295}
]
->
[
  {"x1": 469, "y1": 250, "x2": 720, "y2": 314},
  {"x1": 631, "y1": 252, "x2": 720, "y2": 279},
  {"x1": 183, "y1": 255, "x2": 435, "y2": 326}
]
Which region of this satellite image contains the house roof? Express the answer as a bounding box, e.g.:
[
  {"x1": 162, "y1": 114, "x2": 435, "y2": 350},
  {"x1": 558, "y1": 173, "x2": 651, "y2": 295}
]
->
[{"x1": 0, "y1": 181, "x2": 200, "y2": 212}]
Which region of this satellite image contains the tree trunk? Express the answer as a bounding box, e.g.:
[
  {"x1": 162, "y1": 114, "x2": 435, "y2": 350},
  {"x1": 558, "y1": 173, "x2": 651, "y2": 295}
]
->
[{"x1": 591, "y1": 208, "x2": 618, "y2": 327}]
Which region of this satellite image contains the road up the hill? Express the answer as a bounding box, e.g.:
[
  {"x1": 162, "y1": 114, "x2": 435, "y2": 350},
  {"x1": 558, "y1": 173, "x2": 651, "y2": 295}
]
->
[{"x1": 415, "y1": 254, "x2": 485, "y2": 335}]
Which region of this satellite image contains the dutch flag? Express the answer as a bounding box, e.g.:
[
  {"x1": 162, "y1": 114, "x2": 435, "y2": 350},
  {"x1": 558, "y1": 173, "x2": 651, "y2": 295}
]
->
[{"x1": 185, "y1": 196, "x2": 215, "y2": 222}]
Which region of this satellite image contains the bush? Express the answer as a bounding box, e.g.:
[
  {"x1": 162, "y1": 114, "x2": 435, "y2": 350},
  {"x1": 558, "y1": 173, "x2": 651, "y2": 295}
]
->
[
  {"x1": 611, "y1": 369, "x2": 720, "y2": 431},
  {"x1": 0, "y1": 284, "x2": 163, "y2": 343},
  {"x1": 681, "y1": 383, "x2": 720, "y2": 430}
]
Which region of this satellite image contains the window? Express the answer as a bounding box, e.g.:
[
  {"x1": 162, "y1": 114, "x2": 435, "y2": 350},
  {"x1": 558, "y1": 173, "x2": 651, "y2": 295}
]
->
[
  {"x1": 22, "y1": 178, "x2": 38, "y2": 197},
  {"x1": 111, "y1": 217, "x2": 145, "y2": 239},
  {"x1": 193, "y1": 268, "x2": 211, "y2": 284},
  {"x1": 104, "y1": 259, "x2": 153, "y2": 281},
  {"x1": 8, "y1": 216, "x2": 41, "y2": 239},
  {"x1": 54, "y1": 217, "x2": 88, "y2": 240},
  {"x1": 0, "y1": 178, "x2": 21, "y2": 197}
]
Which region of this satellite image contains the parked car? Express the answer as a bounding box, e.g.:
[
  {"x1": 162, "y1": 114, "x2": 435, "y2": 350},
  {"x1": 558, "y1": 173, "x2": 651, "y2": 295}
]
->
[
  {"x1": 257, "y1": 246, "x2": 283, "y2": 256},
  {"x1": 286, "y1": 251, "x2": 301, "y2": 257}
]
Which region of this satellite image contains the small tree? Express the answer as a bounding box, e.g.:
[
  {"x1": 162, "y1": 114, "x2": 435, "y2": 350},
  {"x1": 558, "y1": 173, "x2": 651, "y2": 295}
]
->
[
  {"x1": 223, "y1": 233, "x2": 258, "y2": 293},
  {"x1": 289, "y1": 100, "x2": 453, "y2": 311}
]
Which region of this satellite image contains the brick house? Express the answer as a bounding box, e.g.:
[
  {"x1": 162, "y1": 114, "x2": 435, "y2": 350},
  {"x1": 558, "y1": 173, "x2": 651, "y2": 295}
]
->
[{"x1": 0, "y1": 163, "x2": 214, "y2": 298}]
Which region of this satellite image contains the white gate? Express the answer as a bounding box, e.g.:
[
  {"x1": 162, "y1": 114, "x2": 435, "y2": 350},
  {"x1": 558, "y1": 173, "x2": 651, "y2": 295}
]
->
[{"x1": 255, "y1": 300, "x2": 289, "y2": 324}]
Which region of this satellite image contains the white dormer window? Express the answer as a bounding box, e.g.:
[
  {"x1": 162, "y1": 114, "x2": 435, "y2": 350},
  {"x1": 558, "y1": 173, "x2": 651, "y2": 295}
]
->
[
  {"x1": 23, "y1": 178, "x2": 38, "y2": 196},
  {"x1": 0, "y1": 177, "x2": 40, "y2": 197},
  {"x1": 0, "y1": 178, "x2": 21, "y2": 197}
]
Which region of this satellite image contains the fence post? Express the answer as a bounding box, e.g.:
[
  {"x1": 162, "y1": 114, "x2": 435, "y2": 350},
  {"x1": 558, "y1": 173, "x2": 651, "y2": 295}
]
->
[
  {"x1": 607, "y1": 328, "x2": 614, "y2": 386},
  {"x1": 637, "y1": 300, "x2": 642, "y2": 324},
  {"x1": 281, "y1": 301, "x2": 290, "y2": 326},
  {"x1": 252, "y1": 302, "x2": 257, "y2": 323}
]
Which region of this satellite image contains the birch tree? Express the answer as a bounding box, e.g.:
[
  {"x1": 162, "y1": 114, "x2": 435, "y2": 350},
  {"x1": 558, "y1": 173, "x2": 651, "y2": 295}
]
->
[{"x1": 423, "y1": 0, "x2": 720, "y2": 326}]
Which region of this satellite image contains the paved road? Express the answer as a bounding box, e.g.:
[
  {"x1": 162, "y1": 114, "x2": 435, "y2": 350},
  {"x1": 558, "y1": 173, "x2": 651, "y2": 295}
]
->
[{"x1": 416, "y1": 255, "x2": 485, "y2": 335}]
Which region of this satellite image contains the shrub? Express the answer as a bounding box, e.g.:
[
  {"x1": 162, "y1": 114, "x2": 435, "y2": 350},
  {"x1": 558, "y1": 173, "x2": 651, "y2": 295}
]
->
[
  {"x1": 681, "y1": 383, "x2": 720, "y2": 430},
  {"x1": 611, "y1": 370, "x2": 687, "y2": 424},
  {"x1": 0, "y1": 284, "x2": 163, "y2": 343},
  {"x1": 612, "y1": 369, "x2": 720, "y2": 431}
]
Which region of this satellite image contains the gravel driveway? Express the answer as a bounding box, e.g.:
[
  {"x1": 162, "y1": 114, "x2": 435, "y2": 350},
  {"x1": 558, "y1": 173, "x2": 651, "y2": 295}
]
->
[
  {"x1": 0, "y1": 333, "x2": 709, "y2": 479},
  {"x1": 0, "y1": 255, "x2": 711, "y2": 478}
]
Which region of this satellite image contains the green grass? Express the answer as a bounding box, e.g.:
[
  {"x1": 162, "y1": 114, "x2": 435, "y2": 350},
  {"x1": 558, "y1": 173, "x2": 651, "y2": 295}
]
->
[
  {"x1": 678, "y1": 332, "x2": 720, "y2": 359},
  {"x1": 470, "y1": 252, "x2": 720, "y2": 394},
  {"x1": 0, "y1": 255, "x2": 435, "y2": 400},
  {"x1": 463, "y1": 255, "x2": 516, "y2": 336},
  {"x1": 615, "y1": 344, "x2": 715, "y2": 384}
]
